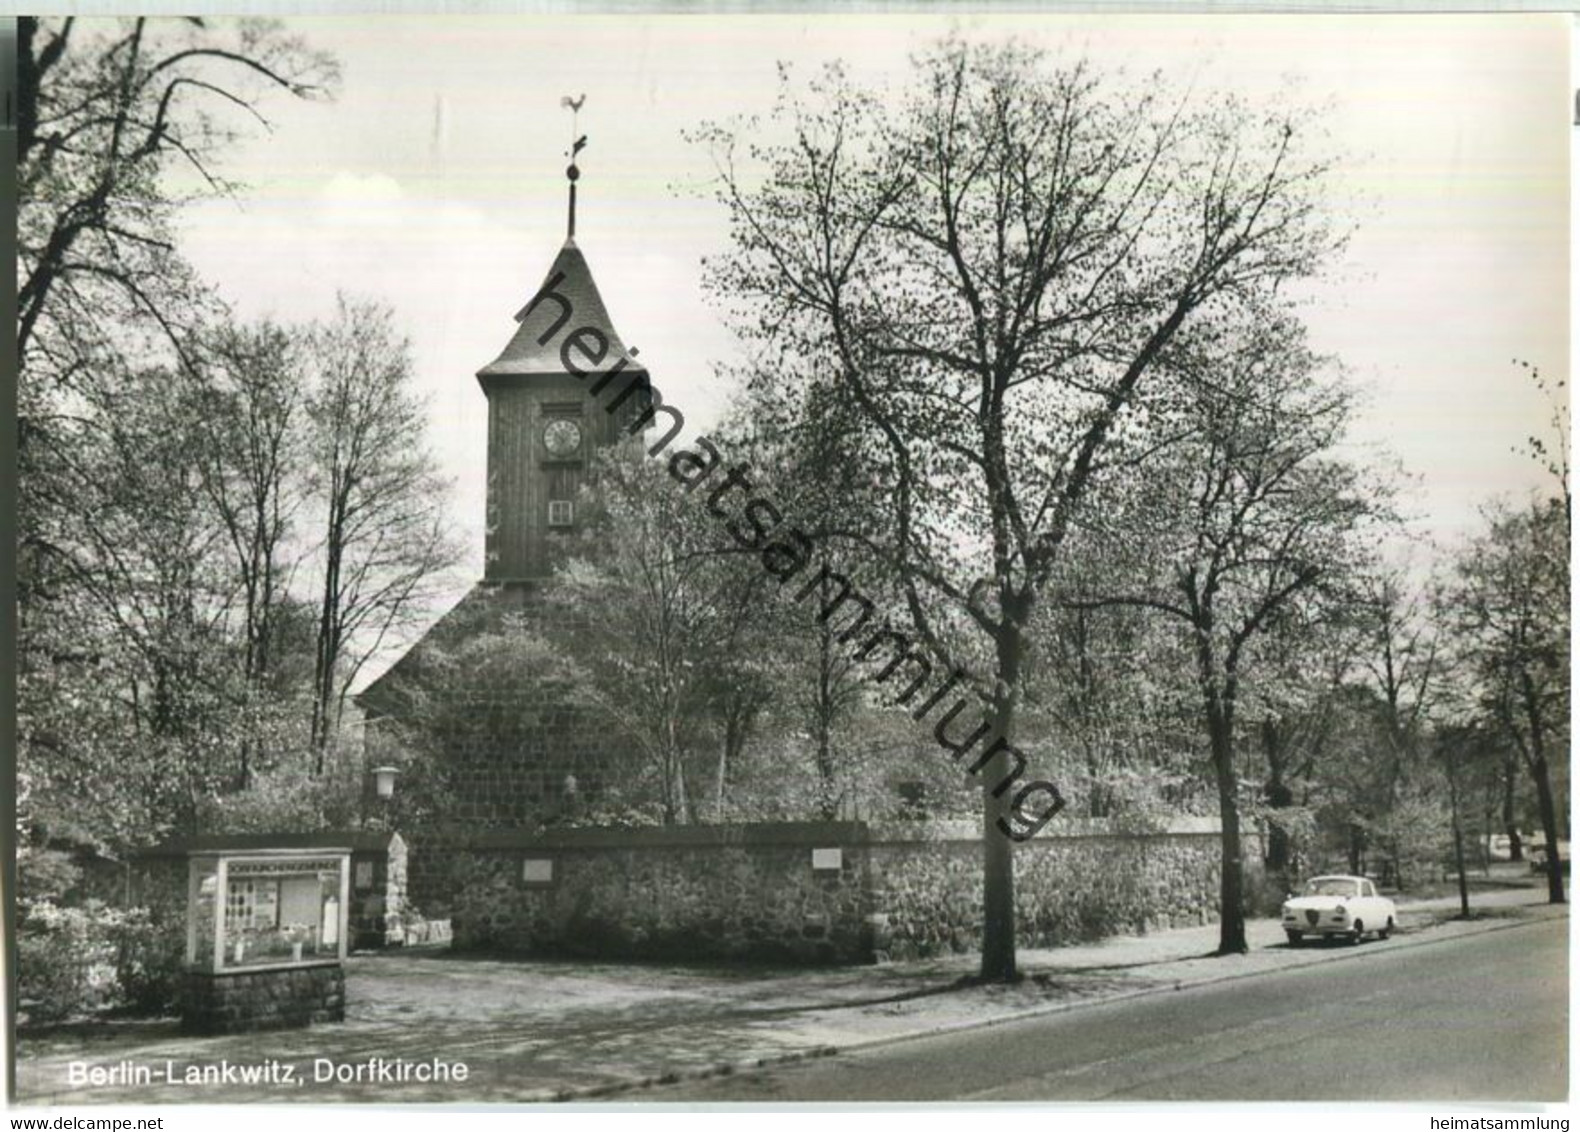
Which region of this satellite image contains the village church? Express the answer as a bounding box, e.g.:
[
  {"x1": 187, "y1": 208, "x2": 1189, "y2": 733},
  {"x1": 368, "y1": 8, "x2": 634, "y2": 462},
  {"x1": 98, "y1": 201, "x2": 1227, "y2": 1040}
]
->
[{"x1": 355, "y1": 153, "x2": 652, "y2": 828}]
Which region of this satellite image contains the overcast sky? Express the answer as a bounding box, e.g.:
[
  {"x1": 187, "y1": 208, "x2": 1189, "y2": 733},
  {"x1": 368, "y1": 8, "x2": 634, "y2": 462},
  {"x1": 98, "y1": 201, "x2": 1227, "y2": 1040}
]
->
[{"x1": 176, "y1": 12, "x2": 1570, "y2": 657}]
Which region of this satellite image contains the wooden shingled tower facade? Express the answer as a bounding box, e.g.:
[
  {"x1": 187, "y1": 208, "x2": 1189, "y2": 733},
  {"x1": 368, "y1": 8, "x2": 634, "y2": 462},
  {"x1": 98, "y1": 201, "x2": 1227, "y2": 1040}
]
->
[{"x1": 478, "y1": 233, "x2": 647, "y2": 581}]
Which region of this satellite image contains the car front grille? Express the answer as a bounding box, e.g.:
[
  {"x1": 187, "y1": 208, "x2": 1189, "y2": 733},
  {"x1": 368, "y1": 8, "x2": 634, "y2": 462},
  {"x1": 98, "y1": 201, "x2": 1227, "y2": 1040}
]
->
[{"x1": 1305, "y1": 910, "x2": 1320, "y2": 927}]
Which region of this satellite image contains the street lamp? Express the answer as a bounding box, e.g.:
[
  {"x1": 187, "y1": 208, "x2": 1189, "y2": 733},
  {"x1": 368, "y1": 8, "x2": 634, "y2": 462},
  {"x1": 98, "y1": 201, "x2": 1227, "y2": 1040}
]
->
[{"x1": 371, "y1": 765, "x2": 400, "y2": 800}]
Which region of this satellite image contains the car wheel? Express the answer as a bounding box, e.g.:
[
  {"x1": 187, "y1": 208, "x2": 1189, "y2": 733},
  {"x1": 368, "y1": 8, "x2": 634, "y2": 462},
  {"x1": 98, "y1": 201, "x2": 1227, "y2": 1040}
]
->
[
  {"x1": 1350, "y1": 919, "x2": 1365, "y2": 945},
  {"x1": 1285, "y1": 931, "x2": 1302, "y2": 947},
  {"x1": 1378, "y1": 917, "x2": 1393, "y2": 940}
]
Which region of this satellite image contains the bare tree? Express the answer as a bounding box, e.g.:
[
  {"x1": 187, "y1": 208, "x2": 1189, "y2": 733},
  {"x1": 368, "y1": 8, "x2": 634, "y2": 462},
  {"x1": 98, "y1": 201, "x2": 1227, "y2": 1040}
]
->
[
  {"x1": 304, "y1": 297, "x2": 459, "y2": 761},
  {"x1": 699, "y1": 39, "x2": 1341, "y2": 979},
  {"x1": 18, "y1": 17, "x2": 337, "y2": 367},
  {"x1": 1512, "y1": 359, "x2": 1569, "y2": 525}
]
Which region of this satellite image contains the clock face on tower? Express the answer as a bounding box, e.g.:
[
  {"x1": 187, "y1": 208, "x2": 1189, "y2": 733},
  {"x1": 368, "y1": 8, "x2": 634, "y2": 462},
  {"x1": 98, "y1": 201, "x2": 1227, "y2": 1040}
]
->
[{"x1": 543, "y1": 417, "x2": 583, "y2": 458}]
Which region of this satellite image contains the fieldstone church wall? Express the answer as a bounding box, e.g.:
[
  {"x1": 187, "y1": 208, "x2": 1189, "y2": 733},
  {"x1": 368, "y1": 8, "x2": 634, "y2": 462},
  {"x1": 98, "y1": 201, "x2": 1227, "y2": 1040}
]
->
[
  {"x1": 410, "y1": 817, "x2": 1252, "y2": 963},
  {"x1": 359, "y1": 582, "x2": 614, "y2": 828}
]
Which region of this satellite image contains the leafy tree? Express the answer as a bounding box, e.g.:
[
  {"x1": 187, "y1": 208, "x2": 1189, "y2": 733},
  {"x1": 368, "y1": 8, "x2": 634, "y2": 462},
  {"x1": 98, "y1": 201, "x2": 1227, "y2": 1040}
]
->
[
  {"x1": 551, "y1": 455, "x2": 773, "y2": 823},
  {"x1": 697, "y1": 39, "x2": 1342, "y2": 979},
  {"x1": 1318, "y1": 567, "x2": 1446, "y2": 888},
  {"x1": 712, "y1": 391, "x2": 895, "y2": 819},
  {"x1": 370, "y1": 623, "x2": 602, "y2": 833},
  {"x1": 1434, "y1": 721, "x2": 1505, "y2": 917},
  {"x1": 195, "y1": 749, "x2": 362, "y2": 835},
  {"x1": 187, "y1": 319, "x2": 309, "y2": 785},
  {"x1": 303, "y1": 296, "x2": 460, "y2": 759},
  {"x1": 16, "y1": 17, "x2": 341, "y2": 860},
  {"x1": 29, "y1": 368, "x2": 240, "y2": 829},
  {"x1": 17, "y1": 19, "x2": 336, "y2": 617},
  {"x1": 1240, "y1": 615, "x2": 1361, "y2": 878},
  {"x1": 1032, "y1": 582, "x2": 1200, "y2": 821},
  {"x1": 695, "y1": 569, "x2": 781, "y2": 820},
  {"x1": 1067, "y1": 314, "x2": 1388, "y2": 952},
  {"x1": 16, "y1": 353, "x2": 326, "y2": 857},
  {"x1": 1445, "y1": 497, "x2": 1569, "y2": 904},
  {"x1": 191, "y1": 321, "x2": 306, "y2": 693}
]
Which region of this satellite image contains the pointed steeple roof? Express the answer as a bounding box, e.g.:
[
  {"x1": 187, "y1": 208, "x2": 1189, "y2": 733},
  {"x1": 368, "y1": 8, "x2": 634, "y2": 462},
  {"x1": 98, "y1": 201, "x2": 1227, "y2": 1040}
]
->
[{"x1": 476, "y1": 236, "x2": 643, "y2": 384}]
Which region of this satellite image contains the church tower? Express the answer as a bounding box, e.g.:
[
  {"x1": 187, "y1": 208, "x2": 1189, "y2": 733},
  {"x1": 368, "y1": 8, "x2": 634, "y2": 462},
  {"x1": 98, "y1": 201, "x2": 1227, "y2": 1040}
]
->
[
  {"x1": 357, "y1": 123, "x2": 648, "y2": 836},
  {"x1": 476, "y1": 151, "x2": 647, "y2": 581}
]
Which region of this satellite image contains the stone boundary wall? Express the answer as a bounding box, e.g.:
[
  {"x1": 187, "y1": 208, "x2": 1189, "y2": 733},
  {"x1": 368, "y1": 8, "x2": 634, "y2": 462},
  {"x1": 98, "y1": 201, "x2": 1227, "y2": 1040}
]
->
[
  {"x1": 416, "y1": 823, "x2": 870, "y2": 963},
  {"x1": 866, "y1": 818, "x2": 1244, "y2": 959},
  {"x1": 409, "y1": 818, "x2": 1256, "y2": 964}
]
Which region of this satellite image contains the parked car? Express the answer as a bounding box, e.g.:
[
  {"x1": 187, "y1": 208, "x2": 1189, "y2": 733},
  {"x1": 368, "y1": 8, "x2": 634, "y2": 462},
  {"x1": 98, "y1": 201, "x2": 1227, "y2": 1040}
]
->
[
  {"x1": 1486, "y1": 831, "x2": 1536, "y2": 862},
  {"x1": 1281, "y1": 875, "x2": 1397, "y2": 946}
]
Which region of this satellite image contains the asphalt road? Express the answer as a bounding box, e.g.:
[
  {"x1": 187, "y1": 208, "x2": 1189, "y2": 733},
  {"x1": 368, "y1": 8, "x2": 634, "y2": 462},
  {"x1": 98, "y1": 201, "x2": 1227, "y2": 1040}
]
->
[{"x1": 638, "y1": 917, "x2": 1569, "y2": 1103}]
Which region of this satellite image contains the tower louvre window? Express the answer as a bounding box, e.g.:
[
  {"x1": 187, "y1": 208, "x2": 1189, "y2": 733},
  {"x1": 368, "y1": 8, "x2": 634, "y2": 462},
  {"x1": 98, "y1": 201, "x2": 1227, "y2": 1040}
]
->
[{"x1": 548, "y1": 500, "x2": 574, "y2": 528}]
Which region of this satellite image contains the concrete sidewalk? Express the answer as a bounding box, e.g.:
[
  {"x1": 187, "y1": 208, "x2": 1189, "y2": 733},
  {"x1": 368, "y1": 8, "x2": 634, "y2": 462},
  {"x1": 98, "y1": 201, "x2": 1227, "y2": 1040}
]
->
[{"x1": 15, "y1": 883, "x2": 1565, "y2": 1105}]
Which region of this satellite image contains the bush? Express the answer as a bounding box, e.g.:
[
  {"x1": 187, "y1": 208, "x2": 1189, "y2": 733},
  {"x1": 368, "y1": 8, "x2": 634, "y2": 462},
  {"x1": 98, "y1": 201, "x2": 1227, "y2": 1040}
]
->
[
  {"x1": 17, "y1": 901, "x2": 122, "y2": 1023},
  {"x1": 17, "y1": 901, "x2": 185, "y2": 1023},
  {"x1": 110, "y1": 908, "x2": 186, "y2": 1016},
  {"x1": 199, "y1": 759, "x2": 361, "y2": 835},
  {"x1": 18, "y1": 848, "x2": 84, "y2": 903}
]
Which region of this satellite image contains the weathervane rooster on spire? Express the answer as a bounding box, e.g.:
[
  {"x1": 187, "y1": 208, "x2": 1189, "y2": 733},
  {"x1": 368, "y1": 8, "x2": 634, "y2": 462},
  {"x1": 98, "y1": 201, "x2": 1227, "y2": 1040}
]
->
[
  {"x1": 560, "y1": 94, "x2": 587, "y2": 238},
  {"x1": 561, "y1": 93, "x2": 587, "y2": 161}
]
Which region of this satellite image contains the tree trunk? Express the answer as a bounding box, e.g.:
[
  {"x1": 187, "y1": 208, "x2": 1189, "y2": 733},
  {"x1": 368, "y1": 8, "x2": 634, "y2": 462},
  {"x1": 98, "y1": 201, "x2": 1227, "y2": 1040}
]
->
[
  {"x1": 716, "y1": 732, "x2": 730, "y2": 822},
  {"x1": 1480, "y1": 797, "x2": 1495, "y2": 874},
  {"x1": 679, "y1": 759, "x2": 697, "y2": 824},
  {"x1": 1449, "y1": 773, "x2": 1470, "y2": 918},
  {"x1": 1520, "y1": 671, "x2": 1564, "y2": 904},
  {"x1": 1195, "y1": 624, "x2": 1246, "y2": 957},
  {"x1": 661, "y1": 749, "x2": 679, "y2": 825},
  {"x1": 1073, "y1": 609, "x2": 1107, "y2": 819},
  {"x1": 1503, "y1": 756, "x2": 1524, "y2": 861},
  {"x1": 814, "y1": 726, "x2": 837, "y2": 820},
  {"x1": 311, "y1": 530, "x2": 343, "y2": 765},
  {"x1": 1264, "y1": 783, "x2": 1293, "y2": 874},
  {"x1": 814, "y1": 619, "x2": 839, "y2": 819},
  {"x1": 1209, "y1": 704, "x2": 1247, "y2": 955},
  {"x1": 979, "y1": 618, "x2": 1023, "y2": 983},
  {"x1": 1262, "y1": 722, "x2": 1294, "y2": 874},
  {"x1": 1532, "y1": 755, "x2": 1565, "y2": 904}
]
